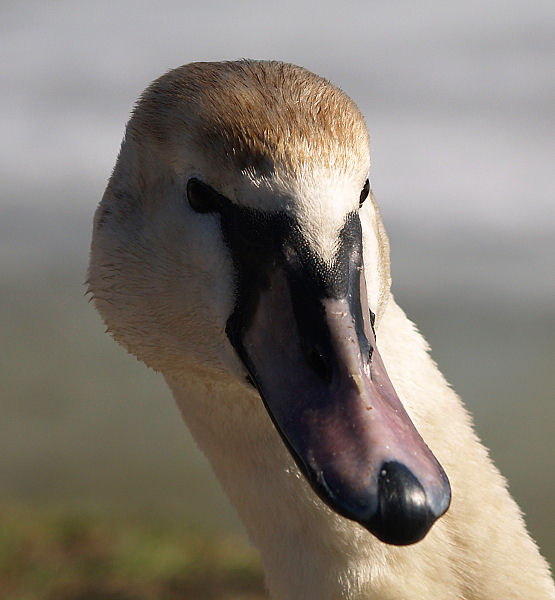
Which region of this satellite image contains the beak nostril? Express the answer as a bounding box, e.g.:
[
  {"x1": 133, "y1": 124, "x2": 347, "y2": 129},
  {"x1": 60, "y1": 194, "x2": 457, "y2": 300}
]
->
[{"x1": 304, "y1": 344, "x2": 332, "y2": 384}]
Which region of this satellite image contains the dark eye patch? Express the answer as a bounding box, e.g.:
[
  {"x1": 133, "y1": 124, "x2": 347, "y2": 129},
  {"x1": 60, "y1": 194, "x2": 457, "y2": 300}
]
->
[
  {"x1": 359, "y1": 179, "x2": 370, "y2": 207},
  {"x1": 187, "y1": 178, "x2": 226, "y2": 213},
  {"x1": 186, "y1": 178, "x2": 273, "y2": 251},
  {"x1": 184, "y1": 177, "x2": 372, "y2": 375}
]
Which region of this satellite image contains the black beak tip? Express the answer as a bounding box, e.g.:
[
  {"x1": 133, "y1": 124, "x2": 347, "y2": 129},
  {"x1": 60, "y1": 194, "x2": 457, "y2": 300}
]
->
[
  {"x1": 367, "y1": 461, "x2": 444, "y2": 546},
  {"x1": 311, "y1": 460, "x2": 450, "y2": 546}
]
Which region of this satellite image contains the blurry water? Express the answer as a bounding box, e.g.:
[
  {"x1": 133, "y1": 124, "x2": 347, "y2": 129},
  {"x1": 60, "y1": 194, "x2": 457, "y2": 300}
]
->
[{"x1": 1, "y1": 0, "x2": 553, "y2": 569}]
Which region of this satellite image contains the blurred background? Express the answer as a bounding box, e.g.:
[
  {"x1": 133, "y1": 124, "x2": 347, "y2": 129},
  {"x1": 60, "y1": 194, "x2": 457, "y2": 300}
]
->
[{"x1": 1, "y1": 1, "x2": 553, "y2": 598}]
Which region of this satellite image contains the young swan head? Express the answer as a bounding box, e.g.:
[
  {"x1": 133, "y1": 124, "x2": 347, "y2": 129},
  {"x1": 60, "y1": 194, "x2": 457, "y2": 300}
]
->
[{"x1": 88, "y1": 60, "x2": 450, "y2": 545}]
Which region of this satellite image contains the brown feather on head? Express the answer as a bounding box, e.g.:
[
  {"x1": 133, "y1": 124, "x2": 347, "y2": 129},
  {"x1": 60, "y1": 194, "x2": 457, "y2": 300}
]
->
[{"x1": 129, "y1": 60, "x2": 370, "y2": 179}]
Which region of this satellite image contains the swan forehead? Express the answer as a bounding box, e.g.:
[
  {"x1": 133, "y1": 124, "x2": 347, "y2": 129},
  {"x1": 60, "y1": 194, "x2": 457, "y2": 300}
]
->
[{"x1": 130, "y1": 60, "x2": 370, "y2": 188}]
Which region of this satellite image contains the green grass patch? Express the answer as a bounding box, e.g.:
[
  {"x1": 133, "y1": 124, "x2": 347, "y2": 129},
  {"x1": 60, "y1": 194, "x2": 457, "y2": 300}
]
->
[{"x1": 0, "y1": 504, "x2": 265, "y2": 600}]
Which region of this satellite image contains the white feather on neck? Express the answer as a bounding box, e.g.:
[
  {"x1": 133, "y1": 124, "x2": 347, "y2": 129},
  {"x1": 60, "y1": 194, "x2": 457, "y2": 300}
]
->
[{"x1": 166, "y1": 295, "x2": 552, "y2": 600}]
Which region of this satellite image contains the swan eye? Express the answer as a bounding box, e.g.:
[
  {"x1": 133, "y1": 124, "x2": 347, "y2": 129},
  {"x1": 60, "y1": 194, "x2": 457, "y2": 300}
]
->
[
  {"x1": 359, "y1": 179, "x2": 370, "y2": 207},
  {"x1": 187, "y1": 178, "x2": 224, "y2": 213}
]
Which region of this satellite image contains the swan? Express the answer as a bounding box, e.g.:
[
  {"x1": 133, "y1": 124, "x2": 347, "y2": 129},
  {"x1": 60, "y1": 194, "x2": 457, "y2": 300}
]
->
[{"x1": 87, "y1": 60, "x2": 554, "y2": 599}]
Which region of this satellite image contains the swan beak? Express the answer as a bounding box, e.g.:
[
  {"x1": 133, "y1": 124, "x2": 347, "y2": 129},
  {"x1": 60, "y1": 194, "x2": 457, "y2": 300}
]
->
[{"x1": 233, "y1": 265, "x2": 451, "y2": 546}]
